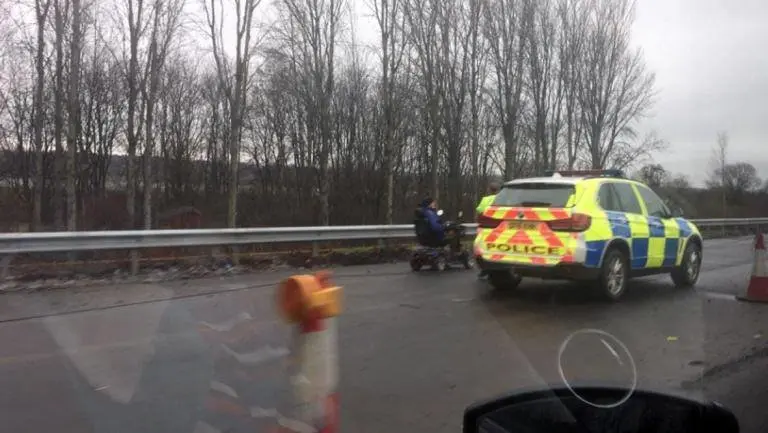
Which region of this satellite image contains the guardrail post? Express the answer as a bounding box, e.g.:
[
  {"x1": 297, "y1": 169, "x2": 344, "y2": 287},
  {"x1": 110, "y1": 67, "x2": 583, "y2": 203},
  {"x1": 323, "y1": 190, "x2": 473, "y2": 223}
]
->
[
  {"x1": 130, "y1": 249, "x2": 139, "y2": 276},
  {"x1": 231, "y1": 245, "x2": 240, "y2": 266},
  {"x1": 1, "y1": 255, "x2": 12, "y2": 280},
  {"x1": 312, "y1": 241, "x2": 319, "y2": 258}
]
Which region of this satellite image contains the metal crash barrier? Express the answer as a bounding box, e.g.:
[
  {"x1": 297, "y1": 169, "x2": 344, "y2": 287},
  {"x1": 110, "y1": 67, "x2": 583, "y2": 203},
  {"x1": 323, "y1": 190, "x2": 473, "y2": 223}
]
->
[{"x1": 0, "y1": 219, "x2": 766, "y2": 275}]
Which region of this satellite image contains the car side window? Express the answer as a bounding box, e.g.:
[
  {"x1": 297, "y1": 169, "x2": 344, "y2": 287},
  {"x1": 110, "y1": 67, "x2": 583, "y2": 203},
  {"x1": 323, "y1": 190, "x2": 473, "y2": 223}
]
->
[
  {"x1": 597, "y1": 183, "x2": 621, "y2": 211},
  {"x1": 636, "y1": 185, "x2": 671, "y2": 218},
  {"x1": 612, "y1": 182, "x2": 643, "y2": 214}
]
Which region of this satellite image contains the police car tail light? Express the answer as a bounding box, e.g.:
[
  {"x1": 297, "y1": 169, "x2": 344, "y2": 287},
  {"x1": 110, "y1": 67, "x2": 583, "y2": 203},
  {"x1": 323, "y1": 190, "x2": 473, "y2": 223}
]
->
[
  {"x1": 547, "y1": 213, "x2": 591, "y2": 232},
  {"x1": 477, "y1": 214, "x2": 501, "y2": 229}
]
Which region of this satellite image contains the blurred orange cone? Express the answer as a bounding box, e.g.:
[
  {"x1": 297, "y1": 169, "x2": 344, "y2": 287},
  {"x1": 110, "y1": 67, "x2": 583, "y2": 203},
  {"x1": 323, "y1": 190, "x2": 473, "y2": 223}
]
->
[
  {"x1": 737, "y1": 232, "x2": 768, "y2": 303},
  {"x1": 277, "y1": 271, "x2": 342, "y2": 433}
]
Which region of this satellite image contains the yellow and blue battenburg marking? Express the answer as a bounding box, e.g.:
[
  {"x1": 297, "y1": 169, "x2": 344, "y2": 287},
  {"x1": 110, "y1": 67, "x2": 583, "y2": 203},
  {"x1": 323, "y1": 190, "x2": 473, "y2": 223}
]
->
[{"x1": 583, "y1": 212, "x2": 697, "y2": 269}]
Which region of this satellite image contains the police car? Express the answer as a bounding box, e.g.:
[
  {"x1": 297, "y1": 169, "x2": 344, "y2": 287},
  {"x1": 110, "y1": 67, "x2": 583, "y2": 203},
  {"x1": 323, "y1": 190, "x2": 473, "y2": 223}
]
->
[{"x1": 474, "y1": 170, "x2": 703, "y2": 301}]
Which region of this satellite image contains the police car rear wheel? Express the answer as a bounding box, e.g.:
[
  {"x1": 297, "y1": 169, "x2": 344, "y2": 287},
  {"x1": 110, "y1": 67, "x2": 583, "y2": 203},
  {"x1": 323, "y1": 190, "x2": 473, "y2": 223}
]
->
[
  {"x1": 671, "y1": 242, "x2": 701, "y2": 288},
  {"x1": 488, "y1": 271, "x2": 522, "y2": 291},
  {"x1": 599, "y1": 249, "x2": 628, "y2": 301}
]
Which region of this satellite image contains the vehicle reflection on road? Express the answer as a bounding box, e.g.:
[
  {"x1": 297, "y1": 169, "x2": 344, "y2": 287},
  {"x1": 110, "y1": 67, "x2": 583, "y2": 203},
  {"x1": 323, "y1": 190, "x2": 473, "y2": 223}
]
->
[
  {"x1": 196, "y1": 310, "x2": 291, "y2": 433},
  {"x1": 43, "y1": 297, "x2": 212, "y2": 433},
  {"x1": 30, "y1": 288, "x2": 292, "y2": 433}
]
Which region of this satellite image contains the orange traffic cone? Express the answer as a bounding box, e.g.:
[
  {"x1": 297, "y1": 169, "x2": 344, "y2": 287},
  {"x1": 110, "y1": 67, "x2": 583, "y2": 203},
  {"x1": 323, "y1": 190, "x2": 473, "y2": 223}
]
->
[
  {"x1": 737, "y1": 232, "x2": 768, "y2": 303},
  {"x1": 277, "y1": 271, "x2": 342, "y2": 433}
]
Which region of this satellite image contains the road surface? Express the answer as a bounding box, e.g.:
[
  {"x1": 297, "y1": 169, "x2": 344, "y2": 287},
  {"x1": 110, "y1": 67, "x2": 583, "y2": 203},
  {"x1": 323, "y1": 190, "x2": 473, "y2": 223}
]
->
[{"x1": 0, "y1": 236, "x2": 766, "y2": 433}]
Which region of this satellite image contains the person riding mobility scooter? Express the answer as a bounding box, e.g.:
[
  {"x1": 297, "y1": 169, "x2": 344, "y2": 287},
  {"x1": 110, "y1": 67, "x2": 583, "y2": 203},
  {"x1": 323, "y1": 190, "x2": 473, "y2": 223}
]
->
[{"x1": 410, "y1": 197, "x2": 473, "y2": 271}]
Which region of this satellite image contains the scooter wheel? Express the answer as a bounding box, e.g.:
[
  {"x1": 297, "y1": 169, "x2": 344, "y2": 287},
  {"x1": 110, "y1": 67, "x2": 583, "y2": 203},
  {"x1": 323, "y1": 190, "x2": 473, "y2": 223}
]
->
[
  {"x1": 431, "y1": 255, "x2": 447, "y2": 271},
  {"x1": 410, "y1": 258, "x2": 422, "y2": 272}
]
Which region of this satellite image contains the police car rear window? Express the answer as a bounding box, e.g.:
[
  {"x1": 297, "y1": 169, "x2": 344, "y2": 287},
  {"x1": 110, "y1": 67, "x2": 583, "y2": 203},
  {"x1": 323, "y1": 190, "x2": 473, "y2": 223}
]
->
[{"x1": 494, "y1": 183, "x2": 575, "y2": 208}]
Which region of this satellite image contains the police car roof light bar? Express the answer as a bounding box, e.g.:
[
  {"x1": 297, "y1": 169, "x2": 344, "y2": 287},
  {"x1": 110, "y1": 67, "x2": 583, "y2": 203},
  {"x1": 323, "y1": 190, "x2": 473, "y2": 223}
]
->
[{"x1": 544, "y1": 169, "x2": 624, "y2": 178}]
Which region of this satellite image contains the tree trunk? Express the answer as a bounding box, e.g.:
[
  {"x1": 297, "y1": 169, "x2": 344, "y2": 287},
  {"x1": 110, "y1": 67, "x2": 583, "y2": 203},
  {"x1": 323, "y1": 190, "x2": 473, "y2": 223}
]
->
[
  {"x1": 32, "y1": 0, "x2": 51, "y2": 231},
  {"x1": 143, "y1": 97, "x2": 154, "y2": 229},
  {"x1": 126, "y1": 0, "x2": 144, "y2": 231},
  {"x1": 227, "y1": 96, "x2": 240, "y2": 228},
  {"x1": 53, "y1": 0, "x2": 65, "y2": 230},
  {"x1": 66, "y1": 0, "x2": 82, "y2": 231}
]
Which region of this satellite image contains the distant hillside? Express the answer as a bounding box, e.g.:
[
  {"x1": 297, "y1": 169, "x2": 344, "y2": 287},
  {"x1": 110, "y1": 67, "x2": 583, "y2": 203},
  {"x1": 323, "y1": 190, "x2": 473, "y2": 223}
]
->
[{"x1": 0, "y1": 150, "x2": 266, "y2": 186}]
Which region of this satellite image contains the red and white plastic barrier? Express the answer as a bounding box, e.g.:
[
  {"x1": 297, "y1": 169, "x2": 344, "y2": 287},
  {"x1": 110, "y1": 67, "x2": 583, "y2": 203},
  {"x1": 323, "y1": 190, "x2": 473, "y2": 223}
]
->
[{"x1": 276, "y1": 271, "x2": 342, "y2": 433}]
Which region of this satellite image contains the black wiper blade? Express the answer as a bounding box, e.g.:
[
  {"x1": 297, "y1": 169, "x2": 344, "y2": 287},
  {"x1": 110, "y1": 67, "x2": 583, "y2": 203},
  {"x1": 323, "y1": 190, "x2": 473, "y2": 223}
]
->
[{"x1": 518, "y1": 201, "x2": 551, "y2": 207}]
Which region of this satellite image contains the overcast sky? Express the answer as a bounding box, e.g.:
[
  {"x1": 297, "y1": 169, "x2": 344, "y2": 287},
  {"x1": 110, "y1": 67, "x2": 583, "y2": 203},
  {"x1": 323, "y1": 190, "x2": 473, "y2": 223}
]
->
[
  {"x1": 350, "y1": 0, "x2": 768, "y2": 186},
  {"x1": 630, "y1": 0, "x2": 767, "y2": 185}
]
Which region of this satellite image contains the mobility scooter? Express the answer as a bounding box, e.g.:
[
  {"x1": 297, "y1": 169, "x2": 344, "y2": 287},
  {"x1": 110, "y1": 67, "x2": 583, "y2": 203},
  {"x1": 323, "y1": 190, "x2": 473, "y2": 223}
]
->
[{"x1": 410, "y1": 209, "x2": 473, "y2": 271}]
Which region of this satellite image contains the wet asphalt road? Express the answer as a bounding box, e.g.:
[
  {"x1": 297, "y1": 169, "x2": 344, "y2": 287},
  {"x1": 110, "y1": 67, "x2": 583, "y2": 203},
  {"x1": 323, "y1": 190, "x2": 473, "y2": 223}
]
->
[{"x1": 0, "y1": 236, "x2": 766, "y2": 433}]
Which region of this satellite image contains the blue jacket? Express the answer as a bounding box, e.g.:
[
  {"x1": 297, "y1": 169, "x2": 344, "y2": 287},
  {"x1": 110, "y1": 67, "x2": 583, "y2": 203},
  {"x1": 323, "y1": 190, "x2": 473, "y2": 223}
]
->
[{"x1": 422, "y1": 206, "x2": 445, "y2": 239}]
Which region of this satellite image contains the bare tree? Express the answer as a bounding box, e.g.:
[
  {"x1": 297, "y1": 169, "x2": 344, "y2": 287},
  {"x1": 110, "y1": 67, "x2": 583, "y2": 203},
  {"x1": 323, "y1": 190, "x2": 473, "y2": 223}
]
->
[
  {"x1": 437, "y1": 0, "x2": 472, "y2": 211},
  {"x1": 466, "y1": 0, "x2": 488, "y2": 202},
  {"x1": 280, "y1": 0, "x2": 345, "y2": 225},
  {"x1": 371, "y1": 0, "x2": 407, "y2": 223},
  {"x1": 556, "y1": 0, "x2": 588, "y2": 169},
  {"x1": 403, "y1": 0, "x2": 442, "y2": 197},
  {"x1": 32, "y1": 0, "x2": 53, "y2": 231},
  {"x1": 79, "y1": 40, "x2": 122, "y2": 201},
  {"x1": 123, "y1": 0, "x2": 149, "y2": 231},
  {"x1": 0, "y1": 34, "x2": 36, "y2": 226},
  {"x1": 706, "y1": 131, "x2": 729, "y2": 217},
  {"x1": 160, "y1": 57, "x2": 205, "y2": 204},
  {"x1": 666, "y1": 174, "x2": 690, "y2": 190},
  {"x1": 602, "y1": 130, "x2": 666, "y2": 171},
  {"x1": 579, "y1": 0, "x2": 656, "y2": 170},
  {"x1": 722, "y1": 162, "x2": 761, "y2": 199},
  {"x1": 481, "y1": 0, "x2": 530, "y2": 179},
  {"x1": 53, "y1": 0, "x2": 68, "y2": 229},
  {"x1": 0, "y1": 0, "x2": 680, "y2": 229},
  {"x1": 203, "y1": 0, "x2": 262, "y2": 228},
  {"x1": 636, "y1": 163, "x2": 668, "y2": 190},
  {"x1": 65, "y1": 0, "x2": 82, "y2": 230},
  {"x1": 526, "y1": 0, "x2": 558, "y2": 172},
  {"x1": 142, "y1": 0, "x2": 183, "y2": 229}
]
